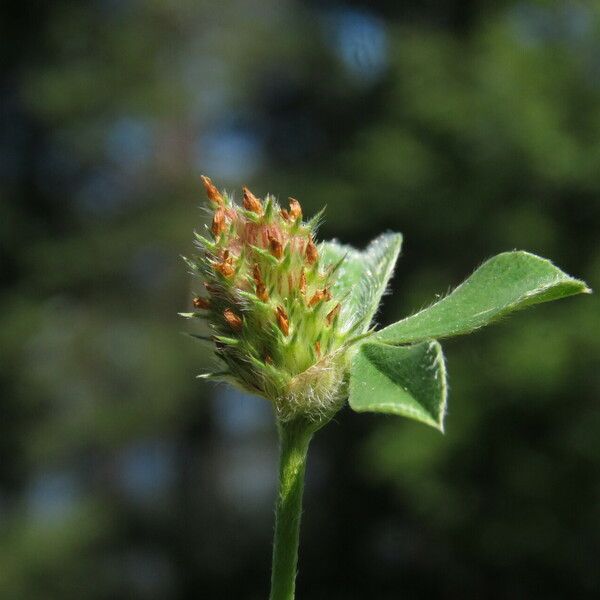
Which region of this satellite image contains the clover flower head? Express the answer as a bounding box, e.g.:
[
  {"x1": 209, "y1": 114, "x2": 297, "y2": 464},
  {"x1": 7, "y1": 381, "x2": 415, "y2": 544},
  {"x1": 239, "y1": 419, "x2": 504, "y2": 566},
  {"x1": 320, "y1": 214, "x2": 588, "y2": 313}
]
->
[{"x1": 183, "y1": 176, "x2": 369, "y2": 421}]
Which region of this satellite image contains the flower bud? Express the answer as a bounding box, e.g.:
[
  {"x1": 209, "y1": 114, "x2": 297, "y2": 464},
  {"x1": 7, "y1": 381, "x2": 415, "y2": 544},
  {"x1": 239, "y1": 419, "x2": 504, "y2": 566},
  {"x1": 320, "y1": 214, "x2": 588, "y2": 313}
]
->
[
  {"x1": 185, "y1": 176, "x2": 354, "y2": 422},
  {"x1": 269, "y1": 234, "x2": 283, "y2": 259},
  {"x1": 253, "y1": 264, "x2": 269, "y2": 302},
  {"x1": 306, "y1": 240, "x2": 318, "y2": 265},
  {"x1": 308, "y1": 288, "x2": 331, "y2": 307},
  {"x1": 243, "y1": 187, "x2": 263, "y2": 214},
  {"x1": 201, "y1": 175, "x2": 224, "y2": 206},
  {"x1": 193, "y1": 296, "x2": 210, "y2": 309},
  {"x1": 288, "y1": 198, "x2": 302, "y2": 220},
  {"x1": 223, "y1": 308, "x2": 243, "y2": 330},
  {"x1": 276, "y1": 306, "x2": 290, "y2": 336},
  {"x1": 326, "y1": 303, "x2": 341, "y2": 325},
  {"x1": 214, "y1": 258, "x2": 235, "y2": 278},
  {"x1": 212, "y1": 208, "x2": 226, "y2": 237}
]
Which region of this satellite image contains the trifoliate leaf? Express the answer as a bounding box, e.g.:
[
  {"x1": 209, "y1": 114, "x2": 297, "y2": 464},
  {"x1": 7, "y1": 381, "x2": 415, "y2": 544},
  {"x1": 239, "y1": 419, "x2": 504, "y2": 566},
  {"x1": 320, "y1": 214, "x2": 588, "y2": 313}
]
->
[
  {"x1": 321, "y1": 233, "x2": 402, "y2": 334},
  {"x1": 376, "y1": 251, "x2": 590, "y2": 345},
  {"x1": 349, "y1": 340, "x2": 447, "y2": 431}
]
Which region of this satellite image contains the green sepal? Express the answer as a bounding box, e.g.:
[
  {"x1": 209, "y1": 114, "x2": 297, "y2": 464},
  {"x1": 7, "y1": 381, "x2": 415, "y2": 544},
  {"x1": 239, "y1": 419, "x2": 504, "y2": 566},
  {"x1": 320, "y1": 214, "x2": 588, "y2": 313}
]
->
[
  {"x1": 185, "y1": 333, "x2": 213, "y2": 342},
  {"x1": 250, "y1": 245, "x2": 280, "y2": 266},
  {"x1": 181, "y1": 255, "x2": 202, "y2": 274},
  {"x1": 305, "y1": 206, "x2": 326, "y2": 233},
  {"x1": 239, "y1": 208, "x2": 261, "y2": 222},
  {"x1": 237, "y1": 290, "x2": 265, "y2": 305},
  {"x1": 197, "y1": 371, "x2": 232, "y2": 380},
  {"x1": 213, "y1": 335, "x2": 239, "y2": 347},
  {"x1": 264, "y1": 196, "x2": 275, "y2": 220},
  {"x1": 178, "y1": 312, "x2": 209, "y2": 319},
  {"x1": 193, "y1": 231, "x2": 217, "y2": 252},
  {"x1": 376, "y1": 251, "x2": 591, "y2": 345},
  {"x1": 349, "y1": 340, "x2": 447, "y2": 431}
]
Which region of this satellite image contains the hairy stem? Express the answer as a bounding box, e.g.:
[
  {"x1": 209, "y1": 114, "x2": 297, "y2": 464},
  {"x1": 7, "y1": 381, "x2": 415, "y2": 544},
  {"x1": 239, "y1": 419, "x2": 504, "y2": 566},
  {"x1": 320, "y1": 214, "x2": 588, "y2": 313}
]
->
[{"x1": 269, "y1": 418, "x2": 314, "y2": 600}]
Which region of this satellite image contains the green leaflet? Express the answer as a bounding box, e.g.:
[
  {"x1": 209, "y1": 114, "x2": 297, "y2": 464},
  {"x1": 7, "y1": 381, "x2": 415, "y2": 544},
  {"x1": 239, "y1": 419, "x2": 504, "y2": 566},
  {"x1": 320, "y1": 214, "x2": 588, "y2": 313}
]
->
[
  {"x1": 349, "y1": 341, "x2": 447, "y2": 431},
  {"x1": 376, "y1": 251, "x2": 590, "y2": 345},
  {"x1": 321, "y1": 233, "x2": 402, "y2": 335}
]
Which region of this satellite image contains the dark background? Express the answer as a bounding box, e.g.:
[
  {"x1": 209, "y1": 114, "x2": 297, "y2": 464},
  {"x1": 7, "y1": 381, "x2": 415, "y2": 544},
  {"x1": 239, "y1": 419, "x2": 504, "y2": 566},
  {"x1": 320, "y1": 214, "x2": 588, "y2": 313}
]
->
[{"x1": 1, "y1": 1, "x2": 599, "y2": 598}]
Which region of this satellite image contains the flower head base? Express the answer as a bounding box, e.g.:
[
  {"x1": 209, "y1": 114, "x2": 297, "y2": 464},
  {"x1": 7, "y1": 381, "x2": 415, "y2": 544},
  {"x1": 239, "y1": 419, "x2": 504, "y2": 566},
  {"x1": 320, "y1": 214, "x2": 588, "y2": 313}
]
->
[{"x1": 185, "y1": 176, "x2": 354, "y2": 421}]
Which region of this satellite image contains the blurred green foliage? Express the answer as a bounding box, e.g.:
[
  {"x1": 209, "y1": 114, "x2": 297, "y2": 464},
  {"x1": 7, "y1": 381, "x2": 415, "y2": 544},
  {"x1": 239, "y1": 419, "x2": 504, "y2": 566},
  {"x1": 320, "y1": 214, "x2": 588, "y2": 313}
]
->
[{"x1": 1, "y1": 0, "x2": 599, "y2": 598}]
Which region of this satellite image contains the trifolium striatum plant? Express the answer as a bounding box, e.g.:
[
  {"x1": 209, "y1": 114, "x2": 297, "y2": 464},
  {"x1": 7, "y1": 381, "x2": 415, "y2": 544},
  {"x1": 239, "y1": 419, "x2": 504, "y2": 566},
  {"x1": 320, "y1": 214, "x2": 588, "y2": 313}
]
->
[{"x1": 181, "y1": 176, "x2": 591, "y2": 600}]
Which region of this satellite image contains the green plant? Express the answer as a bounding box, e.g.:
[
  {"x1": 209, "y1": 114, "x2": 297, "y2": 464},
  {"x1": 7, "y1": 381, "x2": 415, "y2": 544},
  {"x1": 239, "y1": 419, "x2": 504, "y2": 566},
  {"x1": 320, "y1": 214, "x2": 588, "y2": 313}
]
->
[{"x1": 182, "y1": 177, "x2": 590, "y2": 600}]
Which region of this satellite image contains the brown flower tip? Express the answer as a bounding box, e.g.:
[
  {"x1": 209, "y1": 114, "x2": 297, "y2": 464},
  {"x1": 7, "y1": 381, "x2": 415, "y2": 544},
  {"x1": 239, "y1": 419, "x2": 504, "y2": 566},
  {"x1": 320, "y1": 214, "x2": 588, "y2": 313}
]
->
[
  {"x1": 223, "y1": 308, "x2": 243, "y2": 330},
  {"x1": 306, "y1": 239, "x2": 318, "y2": 265},
  {"x1": 242, "y1": 187, "x2": 263, "y2": 214},
  {"x1": 212, "y1": 207, "x2": 226, "y2": 237},
  {"x1": 192, "y1": 296, "x2": 210, "y2": 310},
  {"x1": 326, "y1": 303, "x2": 341, "y2": 325},
  {"x1": 288, "y1": 198, "x2": 302, "y2": 220},
  {"x1": 201, "y1": 175, "x2": 223, "y2": 206},
  {"x1": 268, "y1": 233, "x2": 283, "y2": 259},
  {"x1": 253, "y1": 264, "x2": 269, "y2": 302},
  {"x1": 314, "y1": 340, "x2": 321, "y2": 359},
  {"x1": 276, "y1": 306, "x2": 290, "y2": 336},
  {"x1": 214, "y1": 257, "x2": 235, "y2": 278},
  {"x1": 308, "y1": 288, "x2": 331, "y2": 307},
  {"x1": 280, "y1": 208, "x2": 291, "y2": 221},
  {"x1": 299, "y1": 268, "x2": 307, "y2": 295}
]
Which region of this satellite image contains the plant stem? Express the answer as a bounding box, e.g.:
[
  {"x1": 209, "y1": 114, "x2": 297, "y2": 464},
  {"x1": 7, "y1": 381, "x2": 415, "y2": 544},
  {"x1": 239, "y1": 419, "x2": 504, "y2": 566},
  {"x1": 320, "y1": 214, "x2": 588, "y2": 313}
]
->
[{"x1": 269, "y1": 418, "x2": 314, "y2": 600}]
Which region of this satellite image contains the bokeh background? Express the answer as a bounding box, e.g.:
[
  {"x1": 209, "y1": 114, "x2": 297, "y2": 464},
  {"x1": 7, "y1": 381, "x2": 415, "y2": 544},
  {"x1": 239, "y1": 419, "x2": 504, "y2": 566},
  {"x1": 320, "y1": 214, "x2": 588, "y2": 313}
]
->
[{"x1": 2, "y1": 0, "x2": 600, "y2": 598}]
